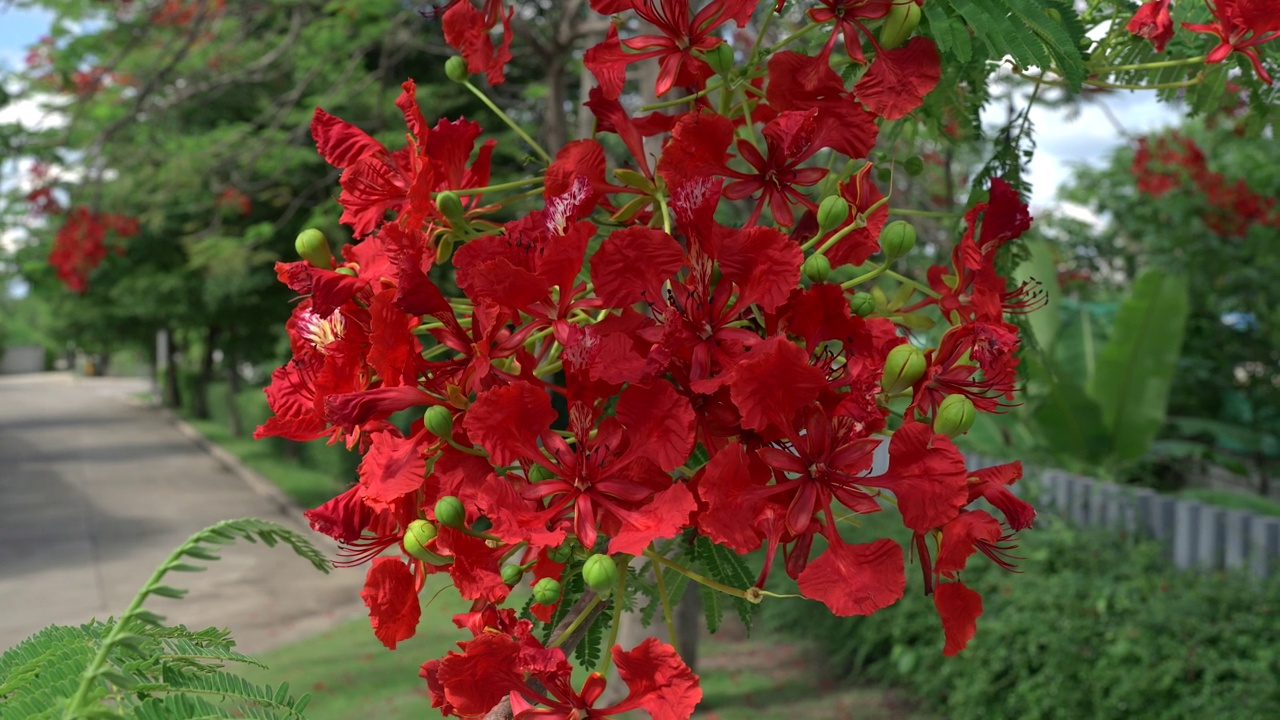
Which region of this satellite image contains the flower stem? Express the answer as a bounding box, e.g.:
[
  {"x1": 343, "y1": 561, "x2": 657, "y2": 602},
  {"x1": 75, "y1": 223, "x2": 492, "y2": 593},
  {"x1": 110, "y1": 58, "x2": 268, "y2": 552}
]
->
[
  {"x1": 463, "y1": 80, "x2": 552, "y2": 164},
  {"x1": 548, "y1": 593, "x2": 604, "y2": 648},
  {"x1": 598, "y1": 557, "x2": 628, "y2": 675},
  {"x1": 449, "y1": 176, "x2": 545, "y2": 196},
  {"x1": 840, "y1": 262, "x2": 889, "y2": 289},
  {"x1": 650, "y1": 544, "x2": 679, "y2": 643},
  {"x1": 1096, "y1": 55, "x2": 1205, "y2": 73},
  {"x1": 885, "y1": 269, "x2": 940, "y2": 299},
  {"x1": 642, "y1": 548, "x2": 762, "y2": 604},
  {"x1": 768, "y1": 21, "x2": 821, "y2": 53}
]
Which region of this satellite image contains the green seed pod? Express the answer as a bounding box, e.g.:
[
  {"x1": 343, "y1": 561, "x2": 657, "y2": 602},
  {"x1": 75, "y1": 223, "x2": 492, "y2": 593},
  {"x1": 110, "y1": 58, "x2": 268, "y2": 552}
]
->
[
  {"x1": 423, "y1": 405, "x2": 454, "y2": 439},
  {"x1": 850, "y1": 291, "x2": 876, "y2": 317},
  {"x1": 880, "y1": 220, "x2": 917, "y2": 260},
  {"x1": 445, "y1": 56, "x2": 470, "y2": 83},
  {"x1": 435, "y1": 190, "x2": 467, "y2": 227},
  {"x1": 403, "y1": 519, "x2": 445, "y2": 563},
  {"x1": 816, "y1": 195, "x2": 851, "y2": 234},
  {"x1": 533, "y1": 577, "x2": 562, "y2": 605},
  {"x1": 547, "y1": 543, "x2": 573, "y2": 564},
  {"x1": 903, "y1": 156, "x2": 925, "y2": 177},
  {"x1": 500, "y1": 564, "x2": 524, "y2": 586},
  {"x1": 434, "y1": 496, "x2": 467, "y2": 529},
  {"x1": 802, "y1": 253, "x2": 832, "y2": 284},
  {"x1": 881, "y1": 343, "x2": 927, "y2": 394},
  {"x1": 879, "y1": 0, "x2": 922, "y2": 50},
  {"x1": 582, "y1": 554, "x2": 619, "y2": 594},
  {"x1": 527, "y1": 464, "x2": 556, "y2": 482},
  {"x1": 703, "y1": 42, "x2": 735, "y2": 77},
  {"x1": 875, "y1": 165, "x2": 893, "y2": 184},
  {"x1": 294, "y1": 228, "x2": 333, "y2": 270},
  {"x1": 933, "y1": 394, "x2": 977, "y2": 437}
]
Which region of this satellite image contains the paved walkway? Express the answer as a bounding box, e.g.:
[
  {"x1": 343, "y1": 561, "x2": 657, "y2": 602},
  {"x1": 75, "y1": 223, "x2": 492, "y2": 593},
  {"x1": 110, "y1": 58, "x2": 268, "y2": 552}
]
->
[{"x1": 0, "y1": 373, "x2": 365, "y2": 654}]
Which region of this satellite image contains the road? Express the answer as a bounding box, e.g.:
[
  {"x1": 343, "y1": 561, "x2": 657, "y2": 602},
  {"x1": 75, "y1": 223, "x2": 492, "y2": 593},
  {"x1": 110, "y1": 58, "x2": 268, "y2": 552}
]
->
[{"x1": 0, "y1": 373, "x2": 365, "y2": 655}]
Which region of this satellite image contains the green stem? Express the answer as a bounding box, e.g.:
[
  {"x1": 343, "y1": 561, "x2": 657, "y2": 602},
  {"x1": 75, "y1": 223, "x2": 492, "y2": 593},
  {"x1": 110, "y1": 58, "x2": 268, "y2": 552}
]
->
[
  {"x1": 642, "y1": 548, "x2": 761, "y2": 604},
  {"x1": 840, "y1": 262, "x2": 889, "y2": 289},
  {"x1": 650, "y1": 544, "x2": 679, "y2": 644},
  {"x1": 747, "y1": 6, "x2": 776, "y2": 65},
  {"x1": 1095, "y1": 55, "x2": 1205, "y2": 73},
  {"x1": 639, "y1": 82, "x2": 718, "y2": 110},
  {"x1": 463, "y1": 80, "x2": 552, "y2": 163},
  {"x1": 598, "y1": 558, "x2": 628, "y2": 675},
  {"x1": 889, "y1": 208, "x2": 960, "y2": 218},
  {"x1": 885, "y1": 269, "x2": 940, "y2": 299},
  {"x1": 768, "y1": 21, "x2": 821, "y2": 53},
  {"x1": 449, "y1": 176, "x2": 545, "y2": 196}
]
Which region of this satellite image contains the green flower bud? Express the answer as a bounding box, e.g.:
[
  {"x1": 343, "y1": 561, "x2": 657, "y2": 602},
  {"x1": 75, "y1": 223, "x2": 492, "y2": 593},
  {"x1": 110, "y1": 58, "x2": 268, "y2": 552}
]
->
[
  {"x1": 335, "y1": 266, "x2": 358, "y2": 277},
  {"x1": 501, "y1": 564, "x2": 524, "y2": 586},
  {"x1": 880, "y1": 220, "x2": 917, "y2": 260},
  {"x1": 445, "y1": 56, "x2": 470, "y2": 83},
  {"x1": 875, "y1": 165, "x2": 893, "y2": 184},
  {"x1": 435, "y1": 190, "x2": 467, "y2": 227},
  {"x1": 903, "y1": 156, "x2": 925, "y2": 177},
  {"x1": 423, "y1": 405, "x2": 454, "y2": 439},
  {"x1": 435, "y1": 234, "x2": 455, "y2": 264},
  {"x1": 533, "y1": 577, "x2": 562, "y2": 605},
  {"x1": 434, "y1": 495, "x2": 467, "y2": 529},
  {"x1": 802, "y1": 253, "x2": 832, "y2": 283},
  {"x1": 881, "y1": 343, "x2": 927, "y2": 394},
  {"x1": 582, "y1": 554, "x2": 619, "y2": 594},
  {"x1": 703, "y1": 42, "x2": 735, "y2": 77},
  {"x1": 294, "y1": 228, "x2": 333, "y2": 270},
  {"x1": 850, "y1": 291, "x2": 876, "y2": 317},
  {"x1": 933, "y1": 394, "x2": 977, "y2": 437},
  {"x1": 816, "y1": 195, "x2": 851, "y2": 234},
  {"x1": 528, "y1": 464, "x2": 556, "y2": 482},
  {"x1": 547, "y1": 543, "x2": 573, "y2": 563},
  {"x1": 403, "y1": 519, "x2": 446, "y2": 564},
  {"x1": 879, "y1": 0, "x2": 922, "y2": 50}
]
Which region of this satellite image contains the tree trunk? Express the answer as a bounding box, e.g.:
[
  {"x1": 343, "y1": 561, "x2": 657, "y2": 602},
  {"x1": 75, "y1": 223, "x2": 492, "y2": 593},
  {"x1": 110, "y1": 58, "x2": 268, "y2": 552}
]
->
[
  {"x1": 225, "y1": 340, "x2": 244, "y2": 438},
  {"x1": 543, "y1": 55, "x2": 568, "y2": 154},
  {"x1": 162, "y1": 328, "x2": 182, "y2": 409},
  {"x1": 192, "y1": 325, "x2": 218, "y2": 420}
]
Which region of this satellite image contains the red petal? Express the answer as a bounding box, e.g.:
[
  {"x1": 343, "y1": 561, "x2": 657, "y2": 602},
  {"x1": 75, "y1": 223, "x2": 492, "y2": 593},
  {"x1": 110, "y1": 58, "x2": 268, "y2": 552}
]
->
[
  {"x1": 935, "y1": 581, "x2": 983, "y2": 656},
  {"x1": 713, "y1": 226, "x2": 803, "y2": 312},
  {"x1": 861, "y1": 421, "x2": 969, "y2": 533},
  {"x1": 604, "y1": 638, "x2": 703, "y2": 720},
  {"x1": 590, "y1": 227, "x2": 685, "y2": 308},
  {"x1": 435, "y1": 633, "x2": 524, "y2": 715},
  {"x1": 367, "y1": 289, "x2": 422, "y2": 387},
  {"x1": 695, "y1": 442, "x2": 773, "y2": 553},
  {"x1": 796, "y1": 538, "x2": 905, "y2": 616},
  {"x1": 934, "y1": 510, "x2": 1003, "y2": 575},
  {"x1": 463, "y1": 382, "x2": 556, "y2": 465},
  {"x1": 361, "y1": 558, "x2": 421, "y2": 649},
  {"x1": 608, "y1": 483, "x2": 697, "y2": 556},
  {"x1": 728, "y1": 335, "x2": 828, "y2": 433},
  {"x1": 311, "y1": 107, "x2": 385, "y2": 169},
  {"x1": 856, "y1": 37, "x2": 942, "y2": 120},
  {"x1": 357, "y1": 431, "x2": 427, "y2": 512},
  {"x1": 616, "y1": 381, "x2": 696, "y2": 472}
]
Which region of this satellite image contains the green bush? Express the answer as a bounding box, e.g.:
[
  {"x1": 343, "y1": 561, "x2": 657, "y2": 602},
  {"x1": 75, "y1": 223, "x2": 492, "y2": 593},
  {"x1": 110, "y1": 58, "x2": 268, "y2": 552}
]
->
[{"x1": 770, "y1": 516, "x2": 1280, "y2": 719}]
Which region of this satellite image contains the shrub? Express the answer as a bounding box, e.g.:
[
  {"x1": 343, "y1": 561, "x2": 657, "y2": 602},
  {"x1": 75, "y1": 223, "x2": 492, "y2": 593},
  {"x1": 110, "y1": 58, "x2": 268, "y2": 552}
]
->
[{"x1": 771, "y1": 516, "x2": 1280, "y2": 719}]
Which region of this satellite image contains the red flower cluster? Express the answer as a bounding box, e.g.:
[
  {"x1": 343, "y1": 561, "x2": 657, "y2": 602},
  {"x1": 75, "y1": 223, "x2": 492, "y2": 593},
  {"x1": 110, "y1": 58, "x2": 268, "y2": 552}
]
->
[
  {"x1": 1132, "y1": 133, "x2": 1279, "y2": 236},
  {"x1": 260, "y1": 2, "x2": 1037, "y2": 714},
  {"x1": 48, "y1": 206, "x2": 139, "y2": 293},
  {"x1": 1126, "y1": 0, "x2": 1280, "y2": 84}
]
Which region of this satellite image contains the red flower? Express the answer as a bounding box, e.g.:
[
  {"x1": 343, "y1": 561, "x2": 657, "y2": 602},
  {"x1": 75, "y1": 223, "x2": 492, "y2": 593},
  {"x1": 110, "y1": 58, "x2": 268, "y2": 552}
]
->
[
  {"x1": 1126, "y1": 0, "x2": 1175, "y2": 52},
  {"x1": 442, "y1": 0, "x2": 513, "y2": 85},
  {"x1": 1183, "y1": 0, "x2": 1280, "y2": 84},
  {"x1": 721, "y1": 109, "x2": 830, "y2": 227},
  {"x1": 855, "y1": 37, "x2": 942, "y2": 120},
  {"x1": 807, "y1": 0, "x2": 893, "y2": 64},
  {"x1": 583, "y1": 0, "x2": 756, "y2": 99},
  {"x1": 934, "y1": 581, "x2": 983, "y2": 656},
  {"x1": 796, "y1": 537, "x2": 905, "y2": 616}
]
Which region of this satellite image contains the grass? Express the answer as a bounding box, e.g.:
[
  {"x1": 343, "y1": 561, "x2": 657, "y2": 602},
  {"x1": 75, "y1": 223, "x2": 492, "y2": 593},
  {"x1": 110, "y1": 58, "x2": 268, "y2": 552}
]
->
[{"x1": 185, "y1": 416, "x2": 346, "y2": 509}]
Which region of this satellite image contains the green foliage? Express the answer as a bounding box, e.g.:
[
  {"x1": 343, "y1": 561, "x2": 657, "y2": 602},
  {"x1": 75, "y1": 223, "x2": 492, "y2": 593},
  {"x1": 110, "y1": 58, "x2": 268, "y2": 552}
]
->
[
  {"x1": 0, "y1": 519, "x2": 329, "y2": 719},
  {"x1": 771, "y1": 515, "x2": 1280, "y2": 719}
]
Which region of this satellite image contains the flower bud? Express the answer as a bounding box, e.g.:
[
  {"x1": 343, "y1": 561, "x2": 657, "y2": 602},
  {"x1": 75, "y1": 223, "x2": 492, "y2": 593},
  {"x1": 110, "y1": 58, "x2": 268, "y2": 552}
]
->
[
  {"x1": 881, "y1": 343, "x2": 927, "y2": 394},
  {"x1": 816, "y1": 195, "x2": 851, "y2": 234},
  {"x1": 533, "y1": 577, "x2": 562, "y2": 605},
  {"x1": 445, "y1": 55, "x2": 469, "y2": 83},
  {"x1": 880, "y1": 220, "x2": 917, "y2": 260},
  {"x1": 294, "y1": 228, "x2": 333, "y2": 270},
  {"x1": 423, "y1": 405, "x2": 454, "y2": 439},
  {"x1": 703, "y1": 42, "x2": 735, "y2": 77},
  {"x1": 582, "y1": 554, "x2": 619, "y2": 594},
  {"x1": 435, "y1": 190, "x2": 467, "y2": 227},
  {"x1": 879, "y1": 0, "x2": 922, "y2": 50},
  {"x1": 528, "y1": 464, "x2": 556, "y2": 482},
  {"x1": 802, "y1": 253, "x2": 831, "y2": 283},
  {"x1": 434, "y1": 495, "x2": 467, "y2": 529},
  {"x1": 875, "y1": 165, "x2": 893, "y2": 184},
  {"x1": 547, "y1": 543, "x2": 573, "y2": 563},
  {"x1": 850, "y1": 291, "x2": 876, "y2": 317},
  {"x1": 903, "y1": 155, "x2": 925, "y2": 177},
  {"x1": 501, "y1": 564, "x2": 524, "y2": 586},
  {"x1": 933, "y1": 394, "x2": 977, "y2": 437},
  {"x1": 403, "y1": 519, "x2": 447, "y2": 564}
]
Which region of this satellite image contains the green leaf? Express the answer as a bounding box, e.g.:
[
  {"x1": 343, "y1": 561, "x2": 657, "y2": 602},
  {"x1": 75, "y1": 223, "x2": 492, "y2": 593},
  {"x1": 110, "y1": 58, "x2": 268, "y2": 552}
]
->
[
  {"x1": 1013, "y1": 238, "x2": 1062, "y2": 352},
  {"x1": 1032, "y1": 379, "x2": 1111, "y2": 466},
  {"x1": 1086, "y1": 271, "x2": 1190, "y2": 462}
]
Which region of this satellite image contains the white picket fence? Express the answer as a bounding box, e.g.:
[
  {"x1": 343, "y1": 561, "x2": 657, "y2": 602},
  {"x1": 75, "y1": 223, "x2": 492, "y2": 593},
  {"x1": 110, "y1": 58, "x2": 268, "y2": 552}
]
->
[{"x1": 964, "y1": 453, "x2": 1280, "y2": 578}]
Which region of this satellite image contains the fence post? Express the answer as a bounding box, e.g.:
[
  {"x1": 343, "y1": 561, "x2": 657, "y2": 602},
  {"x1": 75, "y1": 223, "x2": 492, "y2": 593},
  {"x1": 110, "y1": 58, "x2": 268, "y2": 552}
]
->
[
  {"x1": 1223, "y1": 510, "x2": 1253, "y2": 570},
  {"x1": 1250, "y1": 517, "x2": 1280, "y2": 578},
  {"x1": 1196, "y1": 505, "x2": 1225, "y2": 570}
]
